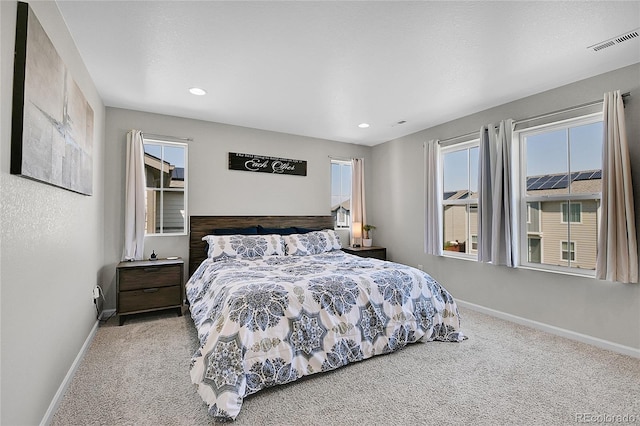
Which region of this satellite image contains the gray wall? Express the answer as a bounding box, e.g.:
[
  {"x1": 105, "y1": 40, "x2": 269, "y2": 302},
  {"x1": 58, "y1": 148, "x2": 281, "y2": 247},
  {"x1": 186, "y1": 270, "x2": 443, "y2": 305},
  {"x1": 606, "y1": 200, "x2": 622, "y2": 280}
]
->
[
  {"x1": 103, "y1": 107, "x2": 370, "y2": 309},
  {"x1": 370, "y1": 63, "x2": 640, "y2": 350},
  {"x1": 0, "y1": 1, "x2": 106, "y2": 424}
]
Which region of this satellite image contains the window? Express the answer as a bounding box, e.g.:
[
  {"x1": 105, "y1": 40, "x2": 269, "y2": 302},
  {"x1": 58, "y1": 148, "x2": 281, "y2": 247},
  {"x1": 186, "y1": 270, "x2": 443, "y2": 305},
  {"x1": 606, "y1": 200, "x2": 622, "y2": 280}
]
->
[
  {"x1": 528, "y1": 237, "x2": 542, "y2": 263},
  {"x1": 441, "y1": 140, "x2": 479, "y2": 258},
  {"x1": 519, "y1": 115, "x2": 602, "y2": 273},
  {"x1": 331, "y1": 160, "x2": 351, "y2": 229},
  {"x1": 561, "y1": 241, "x2": 576, "y2": 261},
  {"x1": 561, "y1": 202, "x2": 582, "y2": 223},
  {"x1": 143, "y1": 138, "x2": 188, "y2": 235}
]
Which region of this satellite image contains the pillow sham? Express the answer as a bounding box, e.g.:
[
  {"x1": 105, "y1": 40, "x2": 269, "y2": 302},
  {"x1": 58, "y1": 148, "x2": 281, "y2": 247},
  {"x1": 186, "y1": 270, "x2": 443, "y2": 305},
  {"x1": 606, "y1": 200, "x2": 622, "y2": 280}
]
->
[
  {"x1": 203, "y1": 234, "x2": 285, "y2": 261},
  {"x1": 257, "y1": 225, "x2": 297, "y2": 235},
  {"x1": 283, "y1": 229, "x2": 342, "y2": 256}
]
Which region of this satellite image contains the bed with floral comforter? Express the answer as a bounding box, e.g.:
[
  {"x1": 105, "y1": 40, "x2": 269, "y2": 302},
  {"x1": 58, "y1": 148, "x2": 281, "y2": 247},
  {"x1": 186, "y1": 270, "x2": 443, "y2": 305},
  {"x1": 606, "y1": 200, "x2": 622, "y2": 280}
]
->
[{"x1": 186, "y1": 230, "x2": 465, "y2": 421}]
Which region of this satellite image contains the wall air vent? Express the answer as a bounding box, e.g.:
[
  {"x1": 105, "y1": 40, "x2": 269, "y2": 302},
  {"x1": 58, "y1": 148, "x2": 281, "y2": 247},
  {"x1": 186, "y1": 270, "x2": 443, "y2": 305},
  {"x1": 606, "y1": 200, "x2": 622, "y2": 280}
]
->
[{"x1": 588, "y1": 28, "x2": 639, "y2": 52}]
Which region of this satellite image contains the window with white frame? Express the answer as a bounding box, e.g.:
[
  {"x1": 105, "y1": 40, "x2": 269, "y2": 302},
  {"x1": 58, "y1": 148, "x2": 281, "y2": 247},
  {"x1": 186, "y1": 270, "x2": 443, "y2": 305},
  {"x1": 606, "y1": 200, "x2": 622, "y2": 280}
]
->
[
  {"x1": 441, "y1": 140, "x2": 479, "y2": 257},
  {"x1": 143, "y1": 138, "x2": 188, "y2": 235},
  {"x1": 331, "y1": 160, "x2": 351, "y2": 229},
  {"x1": 561, "y1": 241, "x2": 576, "y2": 261},
  {"x1": 561, "y1": 202, "x2": 582, "y2": 223},
  {"x1": 518, "y1": 114, "x2": 602, "y2": 273}
]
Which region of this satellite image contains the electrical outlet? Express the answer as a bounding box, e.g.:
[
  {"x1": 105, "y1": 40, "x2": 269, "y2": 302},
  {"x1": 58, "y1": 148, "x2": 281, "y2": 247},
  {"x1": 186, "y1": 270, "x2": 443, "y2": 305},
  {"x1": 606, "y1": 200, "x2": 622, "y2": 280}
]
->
[{"x1": 93, "y1": 287, "x2": 100, "y2": 299}]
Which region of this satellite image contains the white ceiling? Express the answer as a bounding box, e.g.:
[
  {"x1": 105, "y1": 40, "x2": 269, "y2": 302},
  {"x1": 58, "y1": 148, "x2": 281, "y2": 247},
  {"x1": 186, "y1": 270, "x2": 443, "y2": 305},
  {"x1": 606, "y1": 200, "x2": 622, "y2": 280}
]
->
[{"x1": 56, "y1": 1, "x2": 640, "y2": 146}]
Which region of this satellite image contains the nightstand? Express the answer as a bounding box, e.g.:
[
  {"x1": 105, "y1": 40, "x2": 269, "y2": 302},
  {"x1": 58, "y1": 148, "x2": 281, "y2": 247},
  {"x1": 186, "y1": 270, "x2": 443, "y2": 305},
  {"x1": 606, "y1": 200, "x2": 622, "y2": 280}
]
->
[
  {"x1": 116, "y1": 258, "x2": 184, "y2": 325},
  {"x1": 342, "y1": 246, "x2": 387, "y2": 260}
]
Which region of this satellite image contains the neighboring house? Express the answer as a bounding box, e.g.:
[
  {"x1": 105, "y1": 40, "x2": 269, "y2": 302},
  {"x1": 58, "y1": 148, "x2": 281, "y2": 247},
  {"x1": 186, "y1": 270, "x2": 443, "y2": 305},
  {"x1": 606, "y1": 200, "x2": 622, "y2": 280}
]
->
[
  {"x1": 144, "y1": 153, "x2": 185, "y2": 233},
  {"x1": 526, "y1": 170, "x2": 601, "y2": 270},
  {"x1": 442, "y1": 190, "x2": 477, "y2": 254},
  {"x1": 443, "y1": 170, "x2": 600, "y2": 270},
  {"x1": 331, "y1": 199, "x2": 351, "y2": 229}
]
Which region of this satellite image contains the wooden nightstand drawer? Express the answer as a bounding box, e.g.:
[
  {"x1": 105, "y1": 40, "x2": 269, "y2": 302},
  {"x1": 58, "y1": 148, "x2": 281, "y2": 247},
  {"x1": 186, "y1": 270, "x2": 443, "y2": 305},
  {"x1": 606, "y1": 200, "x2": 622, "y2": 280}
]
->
[
  {"x1": 119, "y1": 285, "x2": 181, "y2": 313},
  {"x1": 116, "y1": 258, "x2": 184, "y2": 325},
  {"x1": 118, "y1": 264, "x2": 181, "y2": 291},
  {"x1": 342, "y1": 246, "x2": 386, "y2": 260}
]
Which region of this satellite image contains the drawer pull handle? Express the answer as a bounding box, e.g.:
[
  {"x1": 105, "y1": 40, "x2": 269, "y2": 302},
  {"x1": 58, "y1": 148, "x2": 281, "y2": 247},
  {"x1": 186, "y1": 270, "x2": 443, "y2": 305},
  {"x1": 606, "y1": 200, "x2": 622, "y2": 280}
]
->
[
  {"x1": 143, "y1": 267, "x2": 160, "y2": 272},
  {"x1": 143, "y1": 288, "x2": 159, "y2": 293}
]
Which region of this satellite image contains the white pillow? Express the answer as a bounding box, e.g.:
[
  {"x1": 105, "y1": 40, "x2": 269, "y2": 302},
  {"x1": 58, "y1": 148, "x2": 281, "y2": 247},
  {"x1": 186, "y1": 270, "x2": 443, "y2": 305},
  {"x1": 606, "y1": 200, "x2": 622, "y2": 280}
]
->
[
  {"x1": 283, "y1": 230, "x2": 342, "y2": 256},
  {"x1": 203, "y1": 234, "x2": 285, "y2": 261}
]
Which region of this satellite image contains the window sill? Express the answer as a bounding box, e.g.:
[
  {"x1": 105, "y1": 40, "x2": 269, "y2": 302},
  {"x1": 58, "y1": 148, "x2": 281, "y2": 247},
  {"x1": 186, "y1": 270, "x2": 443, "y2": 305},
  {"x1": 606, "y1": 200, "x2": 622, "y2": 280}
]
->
[
  {"x1": 442, "y1": 252, "x2": 477, "y2": 262},
  {"x1": 516, "y1": 264, "x2": 595, "y2": 279},
  {"x1": 438, "y1": 255, "x2": 596, "y2": 279}
]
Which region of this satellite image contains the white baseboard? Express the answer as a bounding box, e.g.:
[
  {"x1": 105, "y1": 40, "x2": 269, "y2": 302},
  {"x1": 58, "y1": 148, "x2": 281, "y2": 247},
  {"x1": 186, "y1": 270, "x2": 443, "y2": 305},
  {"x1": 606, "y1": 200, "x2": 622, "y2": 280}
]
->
[
  {"x1": 456, "y1": 300, "x2": 640, "y2": 359},
  {"x1": 40, "y1": 320, "x2": 100, "y2": 426}
]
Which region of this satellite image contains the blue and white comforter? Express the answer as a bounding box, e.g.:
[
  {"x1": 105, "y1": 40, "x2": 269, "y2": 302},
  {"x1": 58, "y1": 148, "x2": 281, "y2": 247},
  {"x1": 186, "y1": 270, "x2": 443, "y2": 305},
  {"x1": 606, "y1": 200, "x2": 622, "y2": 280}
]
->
[{"x1": 186, "y1": 250, "x2": 464, "y2": 421}]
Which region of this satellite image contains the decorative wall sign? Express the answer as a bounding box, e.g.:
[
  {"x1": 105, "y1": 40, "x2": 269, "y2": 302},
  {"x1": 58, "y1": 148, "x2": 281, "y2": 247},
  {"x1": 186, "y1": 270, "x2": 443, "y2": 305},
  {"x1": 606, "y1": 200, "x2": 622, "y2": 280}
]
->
[
  {"x1": 11, "y1": 2, "x2": 94, "y2": 195},
  {"x1": 228, "y1": 152, "x2": 307, "y2": 176}
]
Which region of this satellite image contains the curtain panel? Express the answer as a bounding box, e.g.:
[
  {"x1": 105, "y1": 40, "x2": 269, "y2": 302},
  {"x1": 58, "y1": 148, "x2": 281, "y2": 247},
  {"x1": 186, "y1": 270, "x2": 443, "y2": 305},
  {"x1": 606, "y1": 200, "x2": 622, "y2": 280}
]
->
[
  {"x1": 596, "y1": 90, "x2": 638, "y2": 283},
  {"x1": 122, "y1": 130, "x2": 146, "y2": 261},
  {"x1": 424, "y1": 140, "x2": 443, "y2": 256},
  {"x1": 477, "y1": 120, "x2": 516, "y2": 267}
]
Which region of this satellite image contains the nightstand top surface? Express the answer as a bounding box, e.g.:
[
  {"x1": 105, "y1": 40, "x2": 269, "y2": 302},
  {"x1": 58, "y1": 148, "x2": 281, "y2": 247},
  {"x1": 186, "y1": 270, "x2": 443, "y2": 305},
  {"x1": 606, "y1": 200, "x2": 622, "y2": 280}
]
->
[
  {"x1": 117, "y1": 258, "x2": 183, "y2": 268},
  {"x1": 343, "y1": 246, "x2": 385, "y2": 252}
]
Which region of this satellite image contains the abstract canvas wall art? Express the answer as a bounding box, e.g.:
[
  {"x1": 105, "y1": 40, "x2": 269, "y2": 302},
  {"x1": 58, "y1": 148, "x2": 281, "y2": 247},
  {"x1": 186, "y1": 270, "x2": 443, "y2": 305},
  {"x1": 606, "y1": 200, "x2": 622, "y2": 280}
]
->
[{"x1": 11, "y1": 1, "x2": 94, "y2": 195}]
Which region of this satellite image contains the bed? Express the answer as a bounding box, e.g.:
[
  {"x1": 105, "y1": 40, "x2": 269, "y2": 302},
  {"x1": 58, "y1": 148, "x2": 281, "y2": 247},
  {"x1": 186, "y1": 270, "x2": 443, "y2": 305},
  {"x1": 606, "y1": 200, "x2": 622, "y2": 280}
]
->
[{"x1": 186, "y1": 216, "x2": 465, "y2": 421}]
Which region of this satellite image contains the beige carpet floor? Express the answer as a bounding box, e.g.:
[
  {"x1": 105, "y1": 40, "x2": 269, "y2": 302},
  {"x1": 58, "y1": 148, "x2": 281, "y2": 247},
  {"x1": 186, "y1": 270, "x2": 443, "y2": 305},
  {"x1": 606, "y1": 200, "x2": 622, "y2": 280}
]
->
[{"x1": 51, "y1": 307, "x2": 639, "y2": 425}]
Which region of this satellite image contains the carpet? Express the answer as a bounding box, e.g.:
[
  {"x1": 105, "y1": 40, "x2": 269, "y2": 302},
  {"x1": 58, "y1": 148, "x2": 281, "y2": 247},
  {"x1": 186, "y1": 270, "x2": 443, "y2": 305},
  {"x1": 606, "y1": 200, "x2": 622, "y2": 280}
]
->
[{"x1": 51, "y1": 308, "x2": 640, "y2": 425}]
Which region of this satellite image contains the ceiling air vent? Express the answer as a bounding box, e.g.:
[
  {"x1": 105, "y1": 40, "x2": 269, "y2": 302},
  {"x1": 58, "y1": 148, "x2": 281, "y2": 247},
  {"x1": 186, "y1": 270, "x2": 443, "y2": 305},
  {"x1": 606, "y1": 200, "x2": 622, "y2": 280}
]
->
[{"x1": 588, "y1": 28, "x2": 639, "y2": 52}]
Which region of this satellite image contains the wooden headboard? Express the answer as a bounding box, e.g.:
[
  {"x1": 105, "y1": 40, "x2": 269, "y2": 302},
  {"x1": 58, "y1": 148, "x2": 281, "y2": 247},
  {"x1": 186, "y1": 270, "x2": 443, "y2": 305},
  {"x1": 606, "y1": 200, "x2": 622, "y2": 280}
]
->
[{"x1": 188, "y1": 215, "x2": 334, "y2": 276}]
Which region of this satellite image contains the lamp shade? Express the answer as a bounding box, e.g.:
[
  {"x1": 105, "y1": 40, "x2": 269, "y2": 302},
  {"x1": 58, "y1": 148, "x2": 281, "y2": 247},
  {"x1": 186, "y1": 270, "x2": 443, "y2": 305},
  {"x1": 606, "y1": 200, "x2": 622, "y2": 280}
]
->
[{"x1": 352, "y1": 222, "x2": 362, "y2": 239}]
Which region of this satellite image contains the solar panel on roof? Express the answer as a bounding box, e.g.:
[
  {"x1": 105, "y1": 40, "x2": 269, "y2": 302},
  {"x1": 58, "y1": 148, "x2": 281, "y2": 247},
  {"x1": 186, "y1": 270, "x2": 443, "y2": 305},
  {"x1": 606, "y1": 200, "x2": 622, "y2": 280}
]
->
[
  {"x1": 552, "y1": 178, "x2": 569, "y2": 189},
  {"x1": 540, "y1": 177, "x2": 554, "y2": 186},
  {"x1": 443, "y1": 191, "x2": 456, "y2": 200},
  {"x1": 538, "y1": 182, "x2": 555, "y2": 190},
  {"x1": 574, "y1": 172, "x2": 592, "y2": 181},
  {"x1": 526, "y1": 170, "x2": 602, "y2": 191},
  {"x1": 528, "y1": 182, "x2": 545, "y2": 190}
]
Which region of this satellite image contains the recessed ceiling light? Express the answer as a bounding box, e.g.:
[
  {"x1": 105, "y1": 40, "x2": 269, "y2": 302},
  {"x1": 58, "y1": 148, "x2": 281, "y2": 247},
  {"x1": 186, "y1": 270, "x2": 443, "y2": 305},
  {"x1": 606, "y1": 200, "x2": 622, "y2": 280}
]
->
[
  {"x1": 189, "y1": 87, "x2": 207, "y2": 96},
  {"x1": 358, "y1": 123, "x2": 370, "y2": 128}
]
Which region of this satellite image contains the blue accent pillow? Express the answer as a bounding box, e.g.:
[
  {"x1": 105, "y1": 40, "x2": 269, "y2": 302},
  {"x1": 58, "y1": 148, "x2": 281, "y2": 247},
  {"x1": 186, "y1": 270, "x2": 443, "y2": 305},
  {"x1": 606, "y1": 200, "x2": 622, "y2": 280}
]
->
[
  {"x1": 258, "y1": 225, "x2": 297, "y2": 235},
  {"x1": 294, "y1": 227, "x2": 320, "y2": 234},
  {"x1": 212, "y1": 226, "x2": 258, "y2": 235}
]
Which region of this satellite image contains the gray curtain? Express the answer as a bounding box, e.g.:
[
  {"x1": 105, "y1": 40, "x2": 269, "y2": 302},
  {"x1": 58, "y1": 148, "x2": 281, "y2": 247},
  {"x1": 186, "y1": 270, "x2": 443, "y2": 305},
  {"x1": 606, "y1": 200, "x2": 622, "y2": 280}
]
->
[
  {"x1": 424, "y1": 140, "x2": 442, "y2": 256},
  {"x1": 122, "y1": 130, "x2": 146, "y2": 261},
  {"x1": 477, "y1": 120, "x2": 516, "y2": 266},
  {"x1": 596, "y1": 91, "x2": 638, "y2": 283}
]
